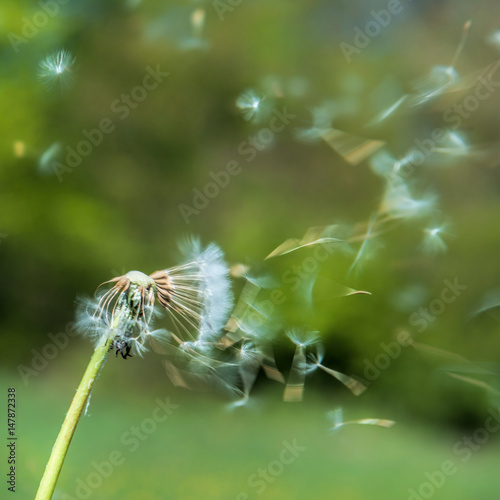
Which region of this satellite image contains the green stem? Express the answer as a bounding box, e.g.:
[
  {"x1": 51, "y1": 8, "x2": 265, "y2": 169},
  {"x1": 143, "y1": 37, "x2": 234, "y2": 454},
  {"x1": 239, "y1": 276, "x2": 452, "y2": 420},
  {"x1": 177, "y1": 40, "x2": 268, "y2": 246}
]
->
[{"x1": 35, "y1": 333, "x2": 115, "y2": 500}]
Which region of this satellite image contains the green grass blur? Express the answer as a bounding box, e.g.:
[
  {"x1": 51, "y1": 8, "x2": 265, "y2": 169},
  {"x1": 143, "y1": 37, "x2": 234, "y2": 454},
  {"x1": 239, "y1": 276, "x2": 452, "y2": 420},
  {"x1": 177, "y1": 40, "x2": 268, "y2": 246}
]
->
[{"x1": 7, "y1": 372, "x2": 500, "y2": 500}]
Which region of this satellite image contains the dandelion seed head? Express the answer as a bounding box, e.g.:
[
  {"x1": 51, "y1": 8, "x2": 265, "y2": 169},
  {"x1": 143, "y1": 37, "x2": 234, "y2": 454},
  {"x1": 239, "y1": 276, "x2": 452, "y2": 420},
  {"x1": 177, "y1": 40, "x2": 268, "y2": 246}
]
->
[{"x1": 78, "y1": 239, "x2": 233, "y2": 358}]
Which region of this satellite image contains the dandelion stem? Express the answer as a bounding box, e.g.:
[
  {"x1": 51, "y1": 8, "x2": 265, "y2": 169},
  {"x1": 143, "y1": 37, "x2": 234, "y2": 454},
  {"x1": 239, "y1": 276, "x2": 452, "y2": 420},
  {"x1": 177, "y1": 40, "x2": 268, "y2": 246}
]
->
[{"x1": 35, "y1": 332, "x2": 116, "y2": 500}]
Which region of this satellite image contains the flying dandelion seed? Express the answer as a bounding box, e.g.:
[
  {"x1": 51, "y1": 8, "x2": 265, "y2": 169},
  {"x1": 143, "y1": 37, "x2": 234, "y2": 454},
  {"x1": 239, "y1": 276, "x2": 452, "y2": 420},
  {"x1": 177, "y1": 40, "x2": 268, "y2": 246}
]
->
[
  {"x1": 266, "y1": 224, "x2": 350, "y2": 259},
  {"x1": 411, "y1": 65, "x2": 459, "y2": 105},
  {"x1": 221, "y1": 275, "x2": 284, "y2": 392},
  {"x1": 379, "y1": 179, "x2": 435, "y2": 219},
  {"x1": 409, "y1": 340, "x2": 500, "y2": 396},
  {"x1": 446, "y1": 372, "x2": 500, "y2": 397},
  {"x1": 349, "y1": 214, "x2": 380, "y2": 275},
  {"x1": 368, "y1": 94, "x2": 408, "y2": 126},
  {"x1": 38, "y1": 50, "x2": 75, "y2": 90},
  {"x1": 178, "y1": 8, "x2": 210, "y2": 51},
  {"x1": 230, "y1": 263, "x2": 251, "y2": 278},
  {"x1": 470, "y1": 289, "x2": 500, "y2": 319},
  {"x1": 38, "y1": 142, "x2": 62, "y2": 175},
  {"x1": 319, "y1": 128, "x2": 385, "y2": 166},
  {"x1": 420, "y1": 225, "x2": 450, "y2": 255},
  {"x1": 307, "y1": 345, "x2": 367, "y2": 396},
  {"x1": 283, "y1": 331, "x2": 367, "y2": 401},
  {"x1": 328, "y1": 408, "x2": 395, "y2": 432},
  {"x1": 224, "y1": 274, "x2": 280, "y2": 344},
  {"x1": 144, "y1": 7, "x2": 210, "y2": 52},
  {"x1": 409, "y1": 20, "x2": 471, "y2": 106},
  {"x1": 369, "y1": 150, "x2": 399, "y2": 178},
  {"x1": 191, "y1": 8, "x2": 205, "y2": 37},
  {"x1": 432, "y1": 130, "x2": 468, "y2": 157},
  {"x1": 227, "y1": 342, "x2": 263, "y2": 408},
  {"x1": 294, "y1": 102, "x2": 337, "y2": 143},
  {"x1": 236, "y1": 88, "x2": 265, "y2": 121},
  {"x1": 295, "y1": 98, "x2": 360, "y2": 144},
  {"x1": 312, "y1": 277, "x2": 372, "y2": 300},
  {"x1": 392, "y1": 149, "x2": 422, "y2": 173},
  {"x1": 284, "y1": 330, "x2": 319, "y2": 402}
]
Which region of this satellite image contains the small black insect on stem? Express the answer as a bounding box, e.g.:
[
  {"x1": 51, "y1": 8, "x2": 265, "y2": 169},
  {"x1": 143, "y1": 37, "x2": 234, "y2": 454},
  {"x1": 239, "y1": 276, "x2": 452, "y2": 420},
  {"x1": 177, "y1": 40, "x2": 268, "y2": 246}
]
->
[{"x1": 110, "y1": 338, "x2": 133, "y2": 359}]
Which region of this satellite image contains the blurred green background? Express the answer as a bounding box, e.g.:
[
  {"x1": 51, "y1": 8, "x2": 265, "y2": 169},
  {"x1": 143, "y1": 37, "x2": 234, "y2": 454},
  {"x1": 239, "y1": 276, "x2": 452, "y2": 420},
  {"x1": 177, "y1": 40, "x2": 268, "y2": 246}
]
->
[{"x1": 1, "y1": 0, "x2": 499, "y2": 498}]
